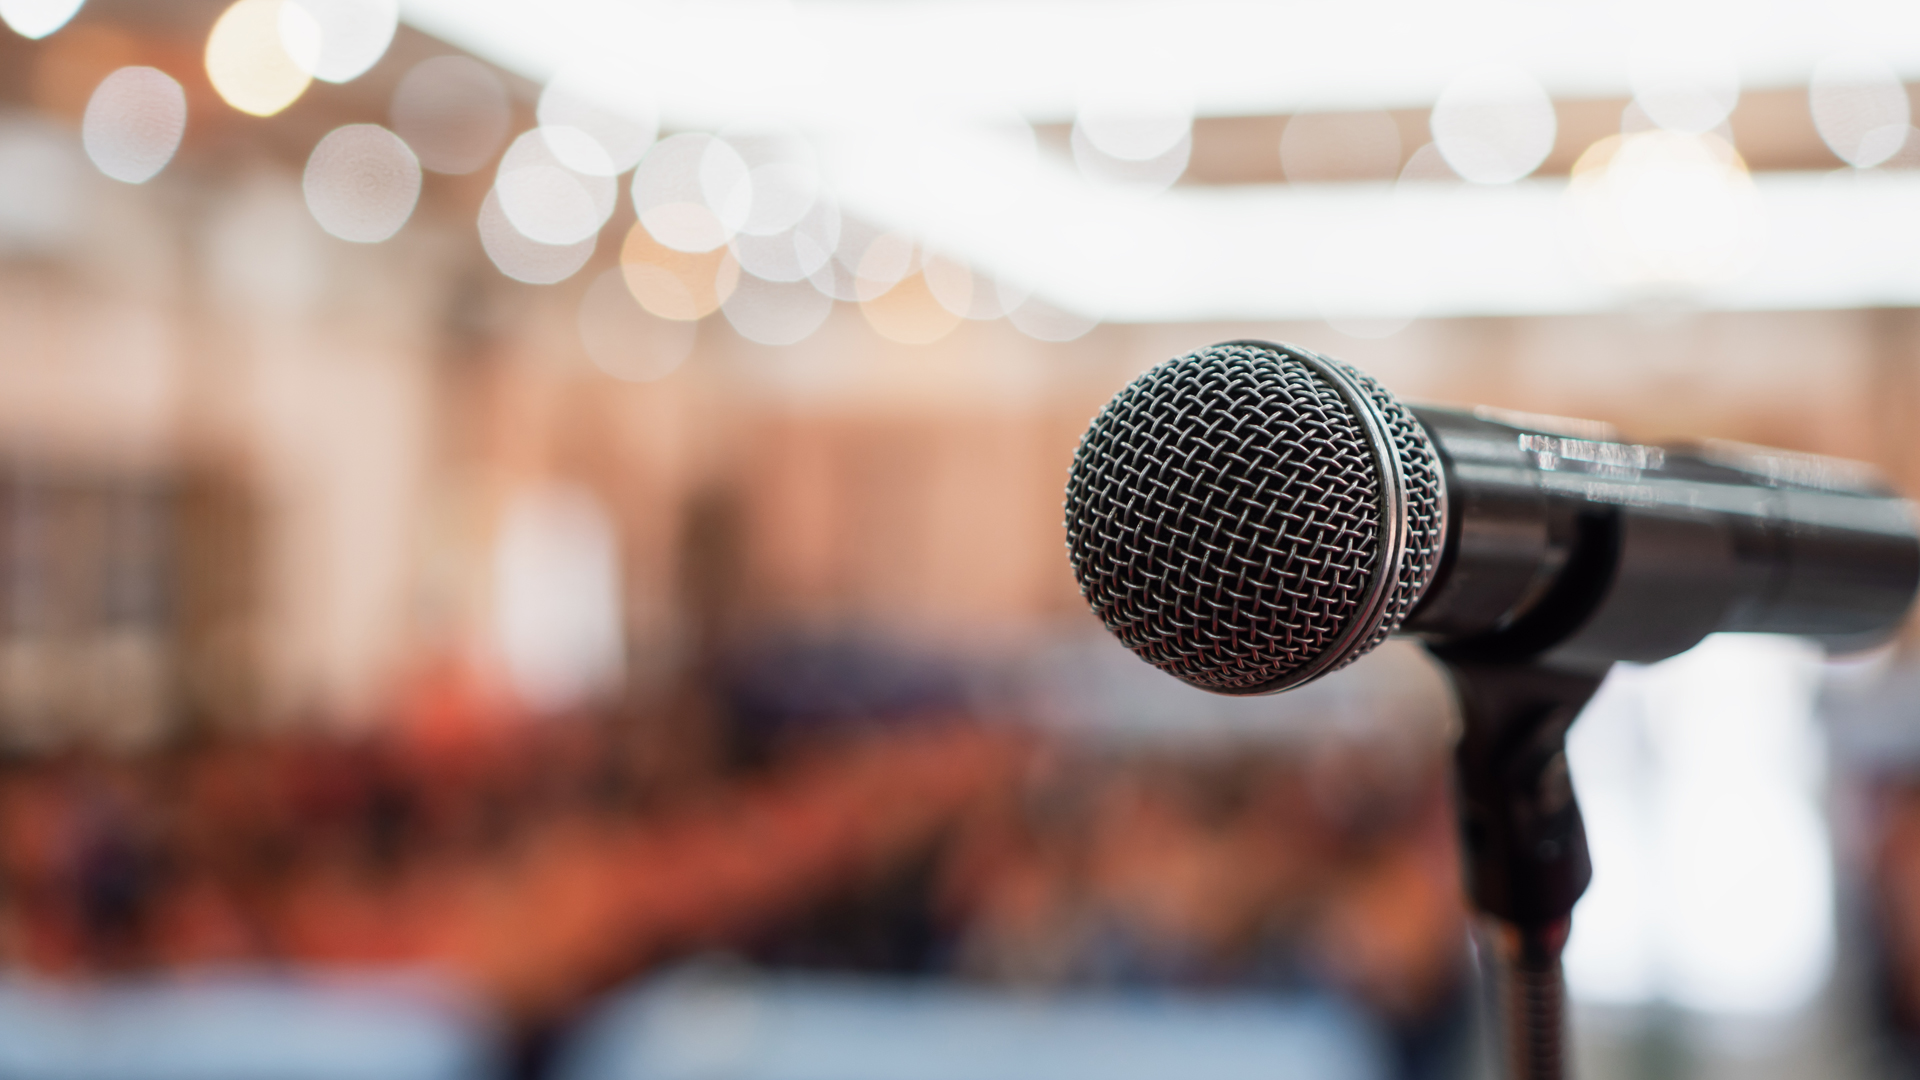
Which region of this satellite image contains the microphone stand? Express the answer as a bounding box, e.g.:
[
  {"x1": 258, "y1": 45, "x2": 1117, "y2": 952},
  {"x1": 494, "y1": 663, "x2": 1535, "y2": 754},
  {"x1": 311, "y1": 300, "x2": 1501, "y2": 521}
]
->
[{"x1": 1428, "y1": 655, "x2": 1610, "y2": 1080}]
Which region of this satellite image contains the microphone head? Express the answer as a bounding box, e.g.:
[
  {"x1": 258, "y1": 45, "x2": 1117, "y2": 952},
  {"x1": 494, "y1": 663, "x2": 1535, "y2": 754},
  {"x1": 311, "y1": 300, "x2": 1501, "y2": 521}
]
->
[{"x1": 1064, "y1": 341, "x2": 1447, "y2": 695}]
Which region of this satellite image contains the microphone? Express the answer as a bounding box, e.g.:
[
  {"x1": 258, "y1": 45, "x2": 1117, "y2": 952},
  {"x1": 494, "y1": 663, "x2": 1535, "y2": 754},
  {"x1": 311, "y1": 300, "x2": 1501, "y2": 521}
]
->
[
  {"x1": 1063, "y1": 338, "x2": 1920, "y2": 1079},
  {"x1": 1064, "y1": 340, "x2": 1920, "y2": 693}
]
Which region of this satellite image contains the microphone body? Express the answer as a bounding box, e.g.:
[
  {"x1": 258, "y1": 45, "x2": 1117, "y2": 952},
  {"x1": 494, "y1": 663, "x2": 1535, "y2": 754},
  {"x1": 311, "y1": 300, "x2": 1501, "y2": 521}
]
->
[{"x1": 1407, "y1": 404, "x2": 1919, "y2": 668}]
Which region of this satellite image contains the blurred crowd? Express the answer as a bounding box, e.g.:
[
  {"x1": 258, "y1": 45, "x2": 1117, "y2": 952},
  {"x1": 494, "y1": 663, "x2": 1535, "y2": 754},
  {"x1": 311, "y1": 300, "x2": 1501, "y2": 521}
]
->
[{"x1": 0, "y1": 640, "x2": 1473, "y2": 1074}]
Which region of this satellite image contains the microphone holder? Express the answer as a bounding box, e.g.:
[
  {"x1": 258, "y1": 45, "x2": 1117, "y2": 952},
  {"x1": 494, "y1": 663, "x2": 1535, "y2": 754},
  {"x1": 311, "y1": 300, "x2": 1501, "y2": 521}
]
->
[{"x1": 1427, "y1": 654, "x2": 1611, "y2": 1080}]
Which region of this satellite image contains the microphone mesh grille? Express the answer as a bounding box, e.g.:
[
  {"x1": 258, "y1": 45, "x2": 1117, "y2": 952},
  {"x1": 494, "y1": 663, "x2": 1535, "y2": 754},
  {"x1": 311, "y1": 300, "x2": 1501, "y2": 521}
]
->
[{"x1": 1064, "y1": 343, "x2": 1387, "y2": 692}]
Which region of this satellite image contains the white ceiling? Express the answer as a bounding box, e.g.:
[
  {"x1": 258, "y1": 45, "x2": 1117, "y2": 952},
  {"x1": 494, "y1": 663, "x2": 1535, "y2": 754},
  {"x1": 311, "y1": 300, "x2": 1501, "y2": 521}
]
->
[
  {"x1": 399, "y1": 0, "x2": 1920, "y2": 322},
  {"x1": 400, "y1": 0, "x2": 1920, "y2": 124}
]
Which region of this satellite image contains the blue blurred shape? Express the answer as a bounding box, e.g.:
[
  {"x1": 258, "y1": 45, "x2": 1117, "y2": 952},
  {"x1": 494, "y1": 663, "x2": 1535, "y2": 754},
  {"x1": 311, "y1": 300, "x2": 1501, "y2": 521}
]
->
[
  {"x1": 0, "y1": 972, "x2": 499, "y2": 1080},
  {"x1": 556, "y1": 969, "x2": 1389, "y2": 1080}
]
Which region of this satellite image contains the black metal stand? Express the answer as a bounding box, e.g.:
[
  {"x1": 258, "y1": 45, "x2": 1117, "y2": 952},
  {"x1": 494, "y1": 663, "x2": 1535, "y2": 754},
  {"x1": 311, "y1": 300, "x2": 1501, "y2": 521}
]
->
[{"x1": 1431, "y1": 657, "x2": 1610, "y2": 1080}]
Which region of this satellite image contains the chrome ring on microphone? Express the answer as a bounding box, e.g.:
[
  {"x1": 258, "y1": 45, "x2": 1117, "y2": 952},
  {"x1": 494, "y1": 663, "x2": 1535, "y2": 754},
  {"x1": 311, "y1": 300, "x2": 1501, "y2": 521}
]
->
[{"x1": 1222, "y1": 340, "x2": 1449, "y2": 692}]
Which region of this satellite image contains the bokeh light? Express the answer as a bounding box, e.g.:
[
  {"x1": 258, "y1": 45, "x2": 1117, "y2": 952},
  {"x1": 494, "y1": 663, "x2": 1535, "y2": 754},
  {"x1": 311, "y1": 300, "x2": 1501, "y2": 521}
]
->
[
  {"x1": 806, "y1": 216, "x2": 883, "y2": 302},
  {"x1": 620, "y1": 220, "x2": 739, "y2": 321},
  {"x1": 539, "y1": 69, "x2": 657, "y2": 175},
  {"x1": 1619, "y1": 100, "x2": 1659, "y2": 136},
  {"x1": 922, "y1": 254, "x2": 1024, "y2": 321},
  {"x1": 1071, "y1": 69, "x2": 1193, "y2": 191},
  {"x1": 577, "y1": 268, "x2": 697, "y2": 382},
  {"x1": 1811, "y1": 53, "x2": 1910, "y2": 168},
  {"x1": 495, "y1": 128, "x2": 617, "y2": 246},
  {"x1": 807, "y1": 257, "x2": 860, "y2": 303},
  {"x1": 722, "y1": 273, "x2": 834, "y2": 346},
  {"x1": 1075, "y1": 73, "x2": 1193, "y2": 163},
  {"x1": 1396, "y1": 141, "x2": 1460, "y2": 183},
  {"x1": 390, "y1": 55, "x2": 510, "y2": 175},
  {"x1": 1880, "y1": 129, "x2": 1920, "y2": 170},
  {"x1": 1007, "y1": 296, "x2": 1097, "y2": 342},
  {"x1": 205, "y1": 0, "x2": 314, "y2": 118},
  {"x1": 631, "y1": 133, "x2": 753, "y2": 254},
  {"x1": 1280, "y1": 110, "x2": 1403, "y2": 183},
  {"x1": 922, "y1": 254, "x2": 975, "y2": 320},
  {"x1": 724, "y1": 123, "x2": 821, "y2": 237},
  {"x1": 81, "y1": 66, "x2": 186, "y2": 184},
  {"x1": 860, "y1": 272, "x2": 959, "y2": 345},
  {"x1": 279, "y1": 0, "x2": 396, "y2": 84},
  {"x1": 478, "y1": 189, "x2": 596, "y2": 284},
  {"x1": 731, "y1": 197, "x2": 839, "y2": 283},
  {"x1": 1430, "y1": 66, "x2": 1556, "y2": 184},
  {"x1": 1629, "y1": 42, "x2": 1740, "y2": 134},
  {"x1": 0, "y1": 0, "x2": 83, "y2": 39},
  {"x1": 302, "y1": 123, "x2": 420, "y2": 243},
  {"x1": 1570, "y1": 131, "x2": 1763, "y2": 288},
  {"x1": 1069, "y1": 126, "x2": 1190, "y2": 192},
  {"x1": 986, "y1": 277, "x2": 1031, "y2": 319},
  {"x1": 854, "y1": 230, "x2": 916, "y2": 302}
]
